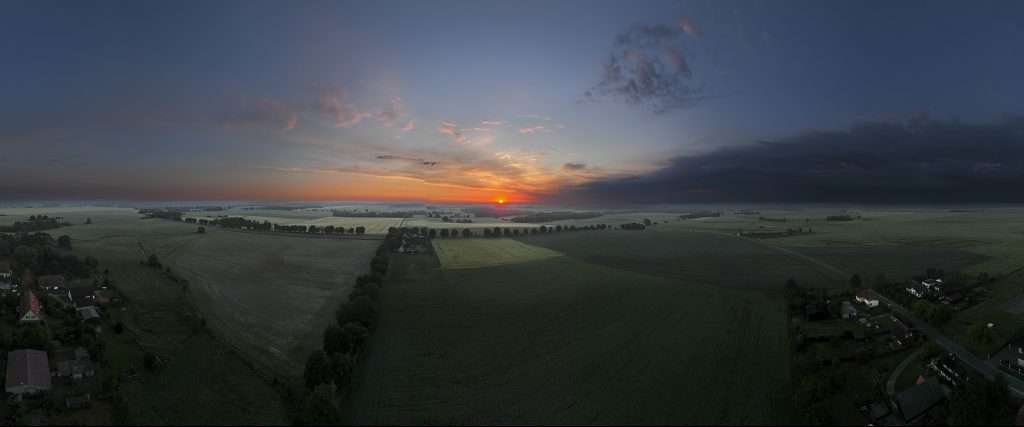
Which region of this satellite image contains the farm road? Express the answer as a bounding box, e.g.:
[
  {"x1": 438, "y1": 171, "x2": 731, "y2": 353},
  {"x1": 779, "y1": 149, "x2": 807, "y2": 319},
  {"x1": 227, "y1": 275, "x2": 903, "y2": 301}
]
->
[{"x1": 708, "y1": 231, "x2": 848, "y2": 282}]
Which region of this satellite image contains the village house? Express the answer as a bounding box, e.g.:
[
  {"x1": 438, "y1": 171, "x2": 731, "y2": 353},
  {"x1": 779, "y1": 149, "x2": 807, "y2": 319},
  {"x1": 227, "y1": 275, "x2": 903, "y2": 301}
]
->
[
  {"x1": 69, "y1": 286, "x2": 98, "y2": 310},
  {"x1": 930, "y1": 352, "x2": 969, "y2": 387},
  {"x1": 57, "y1": 347, "x2": 96, "y2": 381},
  {"x1": 1008, "y1": 332, "x2": 1024, "y2": 368},
  {"x1": 922, "y1": 278, "x2": 945, "y2": 290},
  {"x1": 18, "y1": 291, "x2": 44, "y2": 325},
  {"x1": 4, "y1": 349, "x2": 52, "y2": 395},
  {"x1": 906, "y1": 282, "x2": 928, "y2": 298},
  {"x1": 37, "y1": 274, "x2": 66, "y2": 291},
  {"x1": 856, "y1": 290, "x2": 881, "y2": 307},
  {"x1": 891, "y1": 319, "x2": 916, "y2": 347},
  {"x1": 894, "y1": 377, "x2": 947, "y2": 422},
  {"x1": 0, "y1": 261, "x2": 12, "y2": 280}
]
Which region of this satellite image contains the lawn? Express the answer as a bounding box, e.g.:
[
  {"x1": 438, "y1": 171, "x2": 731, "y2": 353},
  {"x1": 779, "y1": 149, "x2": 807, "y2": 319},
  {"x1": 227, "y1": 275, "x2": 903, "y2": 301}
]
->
[
  {"x1": 343, "y1": 255, "x2": 792, "y2": 425},
  {"x1": 432, "y1": 238, "x2": 563, "y2": 269}
]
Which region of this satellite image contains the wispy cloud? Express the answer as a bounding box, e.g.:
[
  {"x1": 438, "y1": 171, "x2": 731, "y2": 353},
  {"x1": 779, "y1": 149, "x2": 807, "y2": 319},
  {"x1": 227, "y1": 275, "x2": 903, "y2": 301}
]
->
[
  {"x1": 316, "y1": 86, "x2": 372, "y2": 128},
  {"x1": 377, "y1": 96, "x2": 407, "y2": 128},
  {"x1": 400, "y1": 119, "x2": 416, "y2": 132},
  {"x1": 519, "y1": 125, "x2": 545, "y2": 134}
]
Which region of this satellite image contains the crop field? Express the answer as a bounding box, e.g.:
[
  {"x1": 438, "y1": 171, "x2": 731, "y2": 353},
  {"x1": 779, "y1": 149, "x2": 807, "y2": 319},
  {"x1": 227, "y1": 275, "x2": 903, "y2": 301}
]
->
[
  {"x1": 73, "y1": 235, "x2": 288, "y2": 424},
  {"x1": 344, "y1": 255, "x2": 792, "y2": 425},
  {"x1": 164, "y1": 230, "x2": 381, "y2": 379},
  {"x1": 45, "y1": 209, "x2": 381, "y2": 381},
  {"x1": 791, "y1": 246, "x2": 991, "y2": 280},
  {"x1": 518, "y1": 229, "x2": 844, "y2": 289},
  {"x1": 433, "y1": 238, "x2": 563, "y2": 269}
]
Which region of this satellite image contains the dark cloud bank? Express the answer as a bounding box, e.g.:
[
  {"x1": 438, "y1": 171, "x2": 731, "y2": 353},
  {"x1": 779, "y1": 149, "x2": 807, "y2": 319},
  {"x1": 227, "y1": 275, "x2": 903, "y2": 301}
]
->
[{"x1": 554, "y1": 116, "x2": 1024, "y2": 204}]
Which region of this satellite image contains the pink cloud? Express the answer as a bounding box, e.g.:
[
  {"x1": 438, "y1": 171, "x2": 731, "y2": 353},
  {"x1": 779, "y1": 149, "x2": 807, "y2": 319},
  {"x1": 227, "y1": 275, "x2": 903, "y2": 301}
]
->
[
  {"x1": 519, "y1": 125, "x2": 545, "y2": 134},
  {"x1": 317, "y1": 87, "x2": 371, "y2": 128},
  {"x1": 401, "y1": 119, "x2": 415, "y2": 132}
]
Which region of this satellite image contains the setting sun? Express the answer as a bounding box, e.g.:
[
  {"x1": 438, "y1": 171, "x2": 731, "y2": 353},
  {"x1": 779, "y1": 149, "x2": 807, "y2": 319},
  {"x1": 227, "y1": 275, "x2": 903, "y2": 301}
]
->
[{"x1": 497, "y1": 199, "x2": 505, "y2": 204}]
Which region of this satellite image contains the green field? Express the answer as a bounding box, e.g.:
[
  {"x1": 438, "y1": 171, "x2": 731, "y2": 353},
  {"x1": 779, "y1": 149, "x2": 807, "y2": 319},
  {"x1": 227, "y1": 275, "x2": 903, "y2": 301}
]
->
[
  {"x1": 518, "y1": 229, "x2": 844, "y2": 289},
  {"x1": 433, "y1": 238, "x2": 563, "y2": 269},
  {"x1": 72, "y1": 232, "x2": 289, "y2": 424},
  {"x1": 344, "y1": 253, "x2": 792, "y2": 425}
]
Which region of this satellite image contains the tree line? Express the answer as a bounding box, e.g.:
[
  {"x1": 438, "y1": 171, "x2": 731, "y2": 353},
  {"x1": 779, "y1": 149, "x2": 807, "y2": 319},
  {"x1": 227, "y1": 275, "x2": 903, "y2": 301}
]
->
[
  {"x1": 293, "y1": 228, "x2": 399, "y2": 425},
  {"x1": 0, "y1": 215, "x2": 71, "y2": 233}
]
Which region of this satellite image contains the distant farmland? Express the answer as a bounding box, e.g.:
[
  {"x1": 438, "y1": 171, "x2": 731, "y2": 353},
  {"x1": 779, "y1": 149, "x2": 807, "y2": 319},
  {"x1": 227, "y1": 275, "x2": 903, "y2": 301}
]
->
[
  {"x1": 433, "y1": 238, "x2": 563, "y2": 269},
  {"x1": 519, "y1": 229, "x2": 844, "y2": 289},
  {"x1": 343, "y1": 255, "x2": 792, "y2": 425}
]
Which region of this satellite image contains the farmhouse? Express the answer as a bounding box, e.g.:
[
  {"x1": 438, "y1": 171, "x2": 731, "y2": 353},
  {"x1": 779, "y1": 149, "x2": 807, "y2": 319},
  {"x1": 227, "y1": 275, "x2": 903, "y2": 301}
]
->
[
  {"x1": 18, "y1": 291, "x2": 44, "y2": 324},
  {"x1": 78, "y1": 306, "x2": 101, "y2": 324},
  {"x1": 5, "y1": 349, "x2": 52, "y2": 395},
  {"x1": 69, "y1": 287, "x2": 98, "y2": 310},
  {"x1": 856, "y1": 290, "x2": 881, "y2": 307},
  {"x1": 57, "y1": 348, "x2": 96, "y2": 381},
  {"x1": 922, "y1": 278, "x2": 945, "y2": 290},
  {"x1": 906, "y1": 282, "x2": 927, "y2": 298},
  {"x1": 891, "y1": 319, "x2": 916, "y2": 347},
  {"x1": 894, "y1": 377, "x2": 947, "y2": 422},
  {"x1": 38, "y1": 274, "x2": 66, "y2": 291},
  {"x1": 1008, "y1": 332, "x2": 1024, "y2": 367},
  {"x1": 930, "y1": 353, "x2": 969, "y2": 387},
  {"x1": 0, "y1": 261, "x2": 11, "y2": 280}
]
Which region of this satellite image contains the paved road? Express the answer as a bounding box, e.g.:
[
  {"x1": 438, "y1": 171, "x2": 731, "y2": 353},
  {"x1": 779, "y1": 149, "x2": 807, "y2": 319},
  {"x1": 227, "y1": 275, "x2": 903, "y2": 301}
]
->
[
  {"x1": 887, "y1": 347, "x2": 923, "y2": 397},
  {"x1": 873, "y1": 292, "x2": 1024, "y2": 397}
]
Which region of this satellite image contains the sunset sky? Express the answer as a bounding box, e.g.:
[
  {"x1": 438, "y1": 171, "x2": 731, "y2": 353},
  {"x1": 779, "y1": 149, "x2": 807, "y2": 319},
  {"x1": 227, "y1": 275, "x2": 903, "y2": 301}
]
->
[{"x1": 3, "y1": 0, "x2": 1024, "y2": 204}]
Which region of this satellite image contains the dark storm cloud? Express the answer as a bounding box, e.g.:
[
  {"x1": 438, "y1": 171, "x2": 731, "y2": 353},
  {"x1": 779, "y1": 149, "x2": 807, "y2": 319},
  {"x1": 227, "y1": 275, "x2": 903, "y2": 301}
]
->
[
  {"x1": 554, "y1": 116, "x2": 1024, "y2": 204},
  {"x1": 584, "y1": 23, "x2": 705, "y2": 113}
]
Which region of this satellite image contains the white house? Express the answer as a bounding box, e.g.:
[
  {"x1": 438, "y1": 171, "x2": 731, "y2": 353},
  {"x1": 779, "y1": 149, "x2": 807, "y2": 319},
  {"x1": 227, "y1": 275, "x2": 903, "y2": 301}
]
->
[
  {"x1": 0, "y1": 261, "x2": 11, "y2": 280},
  {"x1": 856, "y1": 290, "x2": 880, "y2": 307},
  {"x1": 906, "y1": 283, "x2": 927, "y2": 298}
]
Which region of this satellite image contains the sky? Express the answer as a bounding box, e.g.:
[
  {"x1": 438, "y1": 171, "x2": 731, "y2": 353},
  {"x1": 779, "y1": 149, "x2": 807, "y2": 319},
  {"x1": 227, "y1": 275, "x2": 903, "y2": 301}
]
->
[{"x1": 2, "y1": 0, "x2": 1024, "y2": 204}]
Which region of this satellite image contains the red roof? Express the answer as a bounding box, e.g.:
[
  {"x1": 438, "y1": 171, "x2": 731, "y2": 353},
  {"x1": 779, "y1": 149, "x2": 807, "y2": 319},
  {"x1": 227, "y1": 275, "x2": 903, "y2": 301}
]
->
[
  {"x1": 5, "y1": 349, "x2": 51, "y2": 391},
  {"x1": 19, "y1": 291, "x2": 43, "y2": 320}
]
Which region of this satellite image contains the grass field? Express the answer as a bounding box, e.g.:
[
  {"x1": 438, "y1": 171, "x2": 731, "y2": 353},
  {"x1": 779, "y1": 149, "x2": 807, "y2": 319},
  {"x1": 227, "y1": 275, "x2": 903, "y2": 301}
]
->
[
  {"x1": 37, "y1": 207, "x2": 381, "y2": 382},
  {"x1": 164, "y1": 229, "x2": 381, "y2": 379},
  {"x1": 433, "y1": 238, "x2": 563, "y2": 269},
  {"x1": 343, "y1": 255, "x2": 792, "y2": 425},
  {"x1": 518, "y1": 229, "x2": 844, "y2": 289},
  {"x1": 72, "y1": 235, "x2": 289, "y2": 424}
]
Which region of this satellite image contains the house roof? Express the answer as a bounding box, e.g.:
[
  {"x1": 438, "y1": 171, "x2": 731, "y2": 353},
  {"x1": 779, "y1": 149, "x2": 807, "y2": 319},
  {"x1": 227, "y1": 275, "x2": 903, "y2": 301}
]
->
[
  {"x1": 5, "y1": 349, "x2": 51, "y2": 390},
  {"x1": 19, "y1": 291, "x2": 43, "y2": 320},
  {"x1": 857, "y1": 290, "x2": 880, "y2": 301},
  {"x1": 0, "y1": 261, "x2": 11, "y2": 272},
  {"x1": 896, "y1": 378, "x2": 946, "y2": 421},
  {"x1": 38, "y1": 275, "x2": 65, "y2": 288},
  {"x1": 69, "y1": 287, "x2": 97, "y2": 308}
]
